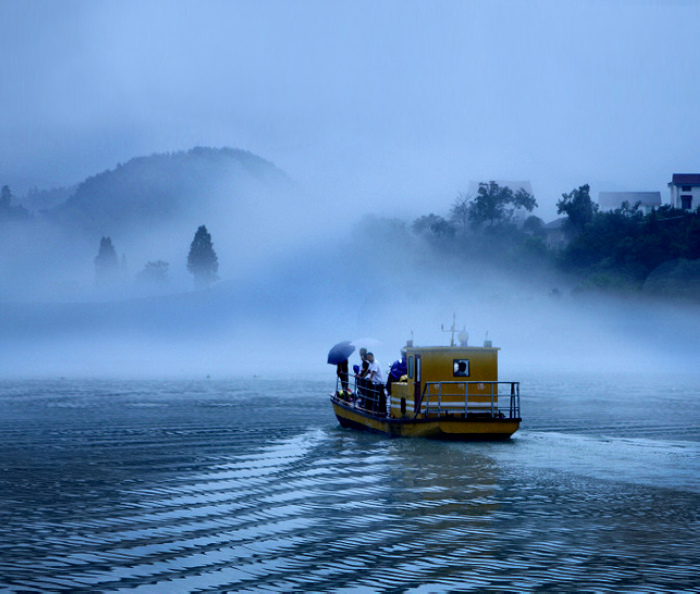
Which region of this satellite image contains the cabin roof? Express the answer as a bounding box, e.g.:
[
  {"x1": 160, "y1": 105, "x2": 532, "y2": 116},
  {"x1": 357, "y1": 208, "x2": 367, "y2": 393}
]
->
[{"x1": 407, "y1": 346, "x2": 500, "y2": 353}]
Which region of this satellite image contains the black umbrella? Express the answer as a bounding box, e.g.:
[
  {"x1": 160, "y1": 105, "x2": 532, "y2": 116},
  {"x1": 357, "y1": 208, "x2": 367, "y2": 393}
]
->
[{"x1": 327, "y1": 340, "x2": 355, "y2": 365}]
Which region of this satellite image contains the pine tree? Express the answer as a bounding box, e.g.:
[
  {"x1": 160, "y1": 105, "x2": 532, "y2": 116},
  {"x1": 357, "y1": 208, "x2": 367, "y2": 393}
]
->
[
  {"x1": 0, "y1": 185, "x2": 31, "y2": 221},
  {"x1": 0, "y1": 185, "x2": 11, "y2": 208},
  {"x1": 94, "y1": 236, "x2": 119, "y2": 287},
  {"x1": 187, "y1": 225, "x2": 219, "y2": 287}
]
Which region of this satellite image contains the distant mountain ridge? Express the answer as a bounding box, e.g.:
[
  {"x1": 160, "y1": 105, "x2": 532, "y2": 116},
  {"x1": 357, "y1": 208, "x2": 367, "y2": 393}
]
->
[{"x1": 49, "y1": 146, "x2": 291, "y2": 235}]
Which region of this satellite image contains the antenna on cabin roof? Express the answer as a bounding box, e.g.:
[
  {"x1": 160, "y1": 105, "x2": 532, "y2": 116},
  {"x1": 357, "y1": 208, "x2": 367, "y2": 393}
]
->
[{"x1": 441, "y1": 314, "x2": 466, "y2": 347}]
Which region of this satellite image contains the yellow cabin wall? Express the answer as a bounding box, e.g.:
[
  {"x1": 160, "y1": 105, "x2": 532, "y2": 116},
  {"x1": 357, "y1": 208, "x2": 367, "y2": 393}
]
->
[
  {"x1": 389, "y1": 382, "x2": 413, "y2": 418},
  {"x1": 413, "y1": 347, "x2": 499, "y2": 384},
  {"x1": 391, "y1": 347, "x2": 501, "y2": 417}
]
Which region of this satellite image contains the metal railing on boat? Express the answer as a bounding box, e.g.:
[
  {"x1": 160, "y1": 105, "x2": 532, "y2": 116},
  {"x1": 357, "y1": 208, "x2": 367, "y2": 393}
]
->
[
  {"x1": 420, "y1": 381, "x2": 520, "y2": 419},
  {"x1": 334, "y1": 375, "x2": 386, "y2": 414},
  {"x1": 334, "y1": 375, "x2": 520, "y2": 420}
]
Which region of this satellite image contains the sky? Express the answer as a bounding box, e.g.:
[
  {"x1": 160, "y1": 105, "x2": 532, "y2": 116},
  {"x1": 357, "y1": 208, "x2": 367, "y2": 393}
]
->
[
  {"x1": 1, "y1": 0, "x2": 699, "y2": 221},
  {"x1": 1, "y1": 0, "x2": 700, "y2": 378}
]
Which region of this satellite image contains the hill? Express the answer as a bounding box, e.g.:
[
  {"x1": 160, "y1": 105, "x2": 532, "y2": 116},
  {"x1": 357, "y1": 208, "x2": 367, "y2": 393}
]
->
[
  {"x1": 0, "y1": 147, "x2": 299, "y2": 302},
  {"x1": 49, "y1": 147, "x2": 291, "y2": 235}
]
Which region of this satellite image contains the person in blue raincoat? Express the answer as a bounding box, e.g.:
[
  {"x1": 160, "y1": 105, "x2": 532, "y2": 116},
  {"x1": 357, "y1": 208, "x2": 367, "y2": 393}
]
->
[{"x1": 385, "y1": 348, "x2": 407, "y2": 396}]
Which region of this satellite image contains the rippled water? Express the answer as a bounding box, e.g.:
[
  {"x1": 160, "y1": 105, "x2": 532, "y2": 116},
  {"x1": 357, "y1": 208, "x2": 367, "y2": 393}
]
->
[{"x1": 0, "y1": 373, "x2": 698, "y2": 592}]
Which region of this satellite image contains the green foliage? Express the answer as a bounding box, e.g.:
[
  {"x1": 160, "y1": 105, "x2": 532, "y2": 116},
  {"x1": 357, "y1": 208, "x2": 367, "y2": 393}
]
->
[
  {"x1": 555, "y1": 204, "x2": 700, "y2": 299},
  {"x1": 137, "y1": 260, "x2": 169, "y2": 287},
  {"x1": 449, "y1": 194, "x2": 471, "y2": 233},
  {"x1": 1, "y1": 185, "x2": 10, "y2": 208},
  {"x1": 468, "y1": 181, "x2": 537, "y2": 227},
  {"x1": 94, "y1": 236, "x2": 120, "y2": 287},
  {"x1": 469, "y1": 182, "x2": 512, "y2": 226},
  {"x1": 522, "y1": 215, "x2": 545, "y2": 237},
  {"x1": 405, "y1": 181, "x2": 700, "y2": 301},
  {"x1": 412, "y1": 214, "x2": 455, "y2": 238},
  {"x1": 187, "y1": 225, "x2": 219, "y2": 287},
  {"x1": 572, "y1": 272, "x2": 640, "y2": 296},
  {"x1": 95, "y1": 236, "x2": 118, "y2": 267},
  {"x1": 557, "y1": 184, "x2": 597, "y2": 233},
  {"x1": 643, "y1": 258, "x2": 700, "y2": 300},
  {"x1": 683, "y1": 218, "x2": 700, "y2": 259},
  {"x1": 521, "y1": 235, "x2": 548, "y2": 258},
  {"x1": 513, "y1": 188, "x2": 537, "y2": 213},
  {"x1": 0, "y1": 185, "x2": 31, "y2": 221}
]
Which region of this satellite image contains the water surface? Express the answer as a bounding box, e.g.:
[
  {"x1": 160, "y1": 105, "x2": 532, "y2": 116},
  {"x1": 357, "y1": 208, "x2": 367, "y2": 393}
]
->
[{"x1": 0, "y1": 373, "x2": 698, "y2": 591}]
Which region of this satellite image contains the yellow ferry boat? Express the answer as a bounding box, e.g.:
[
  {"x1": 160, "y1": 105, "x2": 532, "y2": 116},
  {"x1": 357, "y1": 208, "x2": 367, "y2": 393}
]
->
[{"x1": 329, "y1": 335, "x2": 521, "y2": 440}]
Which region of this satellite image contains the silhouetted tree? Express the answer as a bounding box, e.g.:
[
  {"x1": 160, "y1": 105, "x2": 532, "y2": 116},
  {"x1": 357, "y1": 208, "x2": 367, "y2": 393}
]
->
[
  {"x1": 187, "y1": 225, "x2": 219, "y2": 287},
  {"x1": 513, "y1": 188, "x2": 538, "y2": 216},
  {"x1": 137, "y1": 260, "x2": 169, "y2": 287},
  {"x1": 0, "y1": 185, "x2": 10, "y2": 208},
  {"x1": 469, "y1": 182, "x2": 537, "y2": 227},
  {"x1": 94, "y1": 236, "x2": 119, "y2": 287},
  {"x1": 412, "y1": 214, "x2": 455, "y2": 238},
  {"x1": 449, "y1": 193, "x2": 471, "y2": 234},
  {"x1": 557, "y1": 184, "x2": 597, "y2": 233},
  {"x1": 523, "y1": 215, "x2": 545, "y2": 237},
  {"x1": 0, "y1": 185, "x2": 31, "y2": 221}
]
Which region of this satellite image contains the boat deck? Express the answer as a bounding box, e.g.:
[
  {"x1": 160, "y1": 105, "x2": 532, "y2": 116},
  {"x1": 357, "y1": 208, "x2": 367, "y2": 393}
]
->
[{"x1": 334, "y1": 377, "x2": 520, "y2": 419}]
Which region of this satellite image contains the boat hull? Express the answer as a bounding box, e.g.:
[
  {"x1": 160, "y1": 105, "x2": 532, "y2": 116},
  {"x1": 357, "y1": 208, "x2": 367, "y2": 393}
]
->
[{"x1": 331, "y1": 398, "x2": 520, "y2": 440}]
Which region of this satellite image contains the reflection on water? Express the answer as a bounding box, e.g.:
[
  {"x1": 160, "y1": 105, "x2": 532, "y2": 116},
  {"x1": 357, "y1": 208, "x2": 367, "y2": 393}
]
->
[{"x1": 0, "y1": 375, "x2": 698, "y2": 591}]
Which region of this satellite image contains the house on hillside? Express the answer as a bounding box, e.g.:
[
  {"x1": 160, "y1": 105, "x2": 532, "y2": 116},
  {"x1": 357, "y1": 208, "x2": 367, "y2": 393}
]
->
[
  {"x1": 668, "y1": 174, "x2": 700, "y2": 210},
  {"x1": 598, "y1": 191, "x2": 661, "y2": 214},
  {"x1": 543, "y1": 217, "x2": 568, "y2": 250}
]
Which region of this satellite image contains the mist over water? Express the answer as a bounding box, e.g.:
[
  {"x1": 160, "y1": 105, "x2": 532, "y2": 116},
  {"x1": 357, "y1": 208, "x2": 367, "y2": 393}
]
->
[
  {"x1": 2, "y1": 195, "x2": 699, "y2": 379},
  {"x1": 2, "y1": 203, "x2": 700, "y2": 379},
  {"x1": 4, "y1": 151, "x2": 699, "y2": 380}
]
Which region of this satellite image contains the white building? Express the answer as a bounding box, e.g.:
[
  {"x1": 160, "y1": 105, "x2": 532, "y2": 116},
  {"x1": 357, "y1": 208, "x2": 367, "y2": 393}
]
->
[
  {"x1": 668, "y1": 174, "x2": 700, "y2": 210},
  {"x1": 598, "y1": 191, "x2": 661, "y2": 214},
  {"x1": 543, "y1": 217, "x2": 568, "y2": 250}
]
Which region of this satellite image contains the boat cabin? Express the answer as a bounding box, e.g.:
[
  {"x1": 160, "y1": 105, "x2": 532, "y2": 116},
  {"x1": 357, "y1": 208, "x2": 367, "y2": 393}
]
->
[{"x1": 389, "y1": 345, "x2": 510, "y2": 420}]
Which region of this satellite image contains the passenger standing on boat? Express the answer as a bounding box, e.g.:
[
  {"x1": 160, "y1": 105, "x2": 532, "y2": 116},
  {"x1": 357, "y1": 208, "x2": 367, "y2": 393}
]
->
[
  {"x1": 386, "y1": 349, "x2": 407, "y2": 396},
  {"x1": 366, "y1": 352, "x2": 386, "y2": 414},
  {"x1": 354, "y1": 348, "x2": 369, "y2": 405},
  {"x1": 336, "y1": 360, "x2": 349, "y2": 396}
]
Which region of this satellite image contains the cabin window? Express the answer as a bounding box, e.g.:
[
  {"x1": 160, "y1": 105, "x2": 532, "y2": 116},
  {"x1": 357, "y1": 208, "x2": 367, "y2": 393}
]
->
[
  {"x1": 682, "y1": 186, "x2": 692, "y2": 192},
  {"x1": 408, "y1": 356, "x2": 414, "y2": 379},
  {"x1": 453, "y1": 359, "x2": 470, "y2": 377}
]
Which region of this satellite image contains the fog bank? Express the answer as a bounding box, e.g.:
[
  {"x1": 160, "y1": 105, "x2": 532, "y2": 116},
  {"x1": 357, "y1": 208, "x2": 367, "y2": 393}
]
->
[{"x1": 2, "y1": 230, "x2": 698, "y2": 380}]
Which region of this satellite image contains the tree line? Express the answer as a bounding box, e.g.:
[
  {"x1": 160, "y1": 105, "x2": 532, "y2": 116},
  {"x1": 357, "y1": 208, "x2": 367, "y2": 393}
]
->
[
  {"x1": 95, "y1": 225, "x2": 219, "y2": 290},
  {"x1": 396, "y1": 182, "x2": 700, "y2": 300},
  {"x1": 0, "y1": 185, "x2": 31, "y2": 221},
  {"x1": 554, "y1": 184, "x2": 700, "y2": 297},
  {"x1": 1, "y1": 183, "x2": 220, "y2": 292}
]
